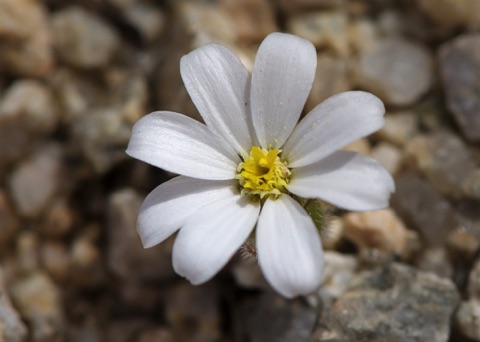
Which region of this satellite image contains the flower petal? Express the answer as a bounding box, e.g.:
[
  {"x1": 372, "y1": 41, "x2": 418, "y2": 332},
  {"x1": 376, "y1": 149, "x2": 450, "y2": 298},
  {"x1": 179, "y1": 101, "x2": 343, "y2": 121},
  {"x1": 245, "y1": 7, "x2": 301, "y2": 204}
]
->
[
  {"x1": 172, "y1": 195, "x2": 260, "y2": 285},
  {"x1": 137, "y1": 176, "x2": 236, "y2": 248},
  {"x1": 257, "y1": 195, "x2": 323, "y2": 298},
  {"x1": 283, "y1": 91, "x2": 385, "y2": 168},
  {"x1": 181, "y1": 44, "x2": 255, "y2": 155},
  {"x1": 251, "y1": 33, "x2": 317, "y2": 149},
  {"x1": 126, "y1": 111, "x2": 238, "y2": 180},
  {"x1": 287, "y1": 151, "x2": 395, "y2": 211}
]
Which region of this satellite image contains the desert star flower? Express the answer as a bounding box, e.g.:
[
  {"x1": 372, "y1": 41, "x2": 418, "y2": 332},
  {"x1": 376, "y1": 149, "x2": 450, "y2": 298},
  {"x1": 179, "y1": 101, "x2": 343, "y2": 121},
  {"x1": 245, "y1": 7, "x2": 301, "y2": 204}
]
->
[{"x1": 126, "y1": 33, "x2": 394, "y2": 298}]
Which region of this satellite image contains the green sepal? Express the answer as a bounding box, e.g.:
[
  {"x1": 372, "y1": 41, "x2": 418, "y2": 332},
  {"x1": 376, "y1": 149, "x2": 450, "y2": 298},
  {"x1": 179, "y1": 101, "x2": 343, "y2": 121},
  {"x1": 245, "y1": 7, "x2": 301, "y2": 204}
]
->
[{"x1": 295, "y1": 197, "x2": 325, "y2": 234}]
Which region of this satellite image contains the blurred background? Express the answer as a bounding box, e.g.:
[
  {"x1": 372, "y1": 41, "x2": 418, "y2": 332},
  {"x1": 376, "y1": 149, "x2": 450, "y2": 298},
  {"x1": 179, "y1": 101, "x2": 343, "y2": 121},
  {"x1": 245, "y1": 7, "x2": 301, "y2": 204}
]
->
[{"x1": 0, "y1": 0, "x2": 480, "y2": 341}]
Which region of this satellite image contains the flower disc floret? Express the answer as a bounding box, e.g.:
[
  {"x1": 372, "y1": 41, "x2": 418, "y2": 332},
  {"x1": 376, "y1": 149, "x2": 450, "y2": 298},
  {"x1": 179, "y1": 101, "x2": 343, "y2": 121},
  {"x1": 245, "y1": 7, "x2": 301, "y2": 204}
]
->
[{"x1": 236, "y1": 146, "x2": 291, "y2": 198}]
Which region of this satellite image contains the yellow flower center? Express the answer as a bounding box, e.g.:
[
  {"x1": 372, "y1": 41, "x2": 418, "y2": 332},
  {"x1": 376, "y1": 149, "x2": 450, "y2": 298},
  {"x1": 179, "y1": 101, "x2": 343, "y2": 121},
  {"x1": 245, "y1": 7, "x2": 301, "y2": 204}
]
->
[{"x1": 236, "y1": 146, "x2": 291, "y2": 198}]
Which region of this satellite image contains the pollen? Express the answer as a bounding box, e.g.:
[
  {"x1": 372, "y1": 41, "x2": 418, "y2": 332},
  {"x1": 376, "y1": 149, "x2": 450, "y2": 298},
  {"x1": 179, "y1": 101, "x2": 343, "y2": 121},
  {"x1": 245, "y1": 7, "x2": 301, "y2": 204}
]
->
[{"x1": 236, "y1": 146, "x2": 291, "y2": 198}]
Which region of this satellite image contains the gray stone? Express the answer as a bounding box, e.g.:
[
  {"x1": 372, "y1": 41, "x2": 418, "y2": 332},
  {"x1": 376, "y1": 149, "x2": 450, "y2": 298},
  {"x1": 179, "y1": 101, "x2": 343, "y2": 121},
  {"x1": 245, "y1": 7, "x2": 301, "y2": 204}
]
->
[
  {"x1": 392, "y1": 172, "x2": 456, "y2": 246},
  {"x1": 0, "y1": 0, "x2": 53, "y2": 77},
  {"x1": 0, "y1": 268, "x2": 28, "y2": 342},
  {"x1": 455, "y1": 299, "x2": 480, "y2": 341},
  {"x1": 0, "y1": 80, "x2": 57, "y2": 172},
  {"x1": 440, "y1": 34, "x2": 480, "y2": 142},
  {"x1": 9, "y1": 271, "x2": 64, "y2": 342},
  {"x1": 316, "y1": 252, "x2": 358, "y2": 306},
  {"x1": 0, "y1": 80, "x2": 56, "y2": 132},
  {"x1": 405, "y1": 130, "x2": 476, "y2": 199},
  {"x1": 8, "y1": 143, "x2": 64, "y2": 218},
  {"x1": 106, "y1": 188, "x2": 175, "y2": 282},
  {"x1": 313, "y1": 263, "x2": 460, "y2": 342},
  {"x1": 52, "y1": 7, "x2": 120, "y2": 69},
  {"x1": 241, "y1": 292, "x2": 317, "y2": 342},
  {"x1": 354, "y1": 38, "x2": 433, "y2": 106}
]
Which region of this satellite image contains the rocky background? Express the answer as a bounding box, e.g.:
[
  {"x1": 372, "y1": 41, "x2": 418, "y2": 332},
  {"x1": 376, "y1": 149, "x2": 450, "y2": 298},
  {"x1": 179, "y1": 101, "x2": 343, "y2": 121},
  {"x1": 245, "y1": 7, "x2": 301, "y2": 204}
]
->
[{"x1": 0, "y1": 0, "x2": 480, "y2": 341}]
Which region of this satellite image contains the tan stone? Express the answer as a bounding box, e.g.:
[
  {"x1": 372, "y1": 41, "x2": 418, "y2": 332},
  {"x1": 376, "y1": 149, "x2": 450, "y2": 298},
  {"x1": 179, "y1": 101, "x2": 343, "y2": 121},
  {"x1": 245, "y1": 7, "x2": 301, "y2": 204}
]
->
[
  {"x1": 447, "y1": 228, "x2": 480, "y2": 261},
  {"x1": 0, "y1": 0, "x2": 53, "y2": 77},
  {"x1": 342, "y1": 138, "x2": 371, "y2": 155},
  {"x1": 10, "y1": 271, "x2": 63, "y2": 341},
  {"x1": 287, "y1": 11, "x2": 349, "y2": 56},
  {"x1": 221, "y1": 0, "x2": 277, "y2": 43},
  {"x1": 344, "y1": 209, "x2": 417, "y2": 256},
  {"x1": 371, "y1": 142, "x2": 403, "y2": 175},
  {"x1": 305, "y1": 54, "x2": 351, "y2": 113},
  {"x1": 418, "y1": 0, "x2": 480, "y2": 30},
  {"x1": 375, "y1": 111, "x2": 418, "y2": 146},
  {"x1": 348, "y1": 18, "x2": 380, "y2": 53}
]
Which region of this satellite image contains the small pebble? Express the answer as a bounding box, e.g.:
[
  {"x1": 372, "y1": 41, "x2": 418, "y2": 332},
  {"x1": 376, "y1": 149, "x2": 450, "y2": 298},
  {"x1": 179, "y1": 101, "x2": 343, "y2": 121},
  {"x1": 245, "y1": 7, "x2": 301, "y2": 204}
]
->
[
  {"x1": 8, "y1": 143, "x2": 63, "y2": 218},
  {"x1": 317, "y1": 251, "x2": 358, "y2": 306},
  {"x1": 371, "y1": 142, "x2": 403, "y2": 175},
  {"x1": 344, "y1": 208, "x2": 416, "y2": 257},
  {"x1": 439, "y1": 34, "x2": 480, "y2": 142},
  {"x1": 354, "y1": 38, "x2": 433, "y2": 106},
  {"x1": 52, "y1": 7, "x2": 120, "y2": 69},
  {"x1": 10, "y1": 271, "x2": 64, "y2": 341},
  {"x1": 287, "y1": 11, "x2": 349, "y2": 55},
  {"x1": 405, "y1": 130, "x2": 476, "y2": 199},
  {"x1": 375, "y1": 111, "x2": 418, "y2": 147},
  {"x1": 0, "y1": 268, "x2": 28, "y2": 342},
  {"x1": 455, "y1": 299, "x2": 480, "y2": 341}
]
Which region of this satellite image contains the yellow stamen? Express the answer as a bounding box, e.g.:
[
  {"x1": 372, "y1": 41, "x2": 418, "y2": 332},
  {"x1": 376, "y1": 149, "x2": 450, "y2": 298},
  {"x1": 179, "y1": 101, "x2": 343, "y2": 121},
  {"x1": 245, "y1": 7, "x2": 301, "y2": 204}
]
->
[{"x1": 236, "y1": 146, "x2": 291, "y2": 198}]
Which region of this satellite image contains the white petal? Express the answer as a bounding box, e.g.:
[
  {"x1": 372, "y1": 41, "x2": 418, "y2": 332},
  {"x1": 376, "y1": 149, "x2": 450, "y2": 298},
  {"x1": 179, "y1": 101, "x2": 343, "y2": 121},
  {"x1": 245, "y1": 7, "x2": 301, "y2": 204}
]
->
[
  {"x1": 181, "y1": 44, "x2": 254, "y2": 156},
  {"x1": 137, "y1": 176, "x2": 236, "y2": 248},
  {"x1": 287, "y1": 151, "x2": 395, "y2": 211},
  {"x1": 251, "y1": 33, "x2": 317, "y2": 149},
  {"x1": 283, "y1": 91, "x2": 385, "y2": 168},
  {"x1": 172, "y1": 195, "x2": 260, "y2": 285},
  {"x1": 257, "y1": 195, "x2": 323, "y2": 298},
  {"x1": 126, "y1": 111, "x2": 238, "y2": 180}
]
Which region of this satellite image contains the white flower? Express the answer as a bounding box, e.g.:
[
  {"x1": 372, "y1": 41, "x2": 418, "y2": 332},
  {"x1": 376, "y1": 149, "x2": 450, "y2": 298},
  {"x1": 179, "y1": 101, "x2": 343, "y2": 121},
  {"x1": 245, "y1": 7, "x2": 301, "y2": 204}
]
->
[{"x1": 126, "y1": 32, "x2": 394, "y2": 298}]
